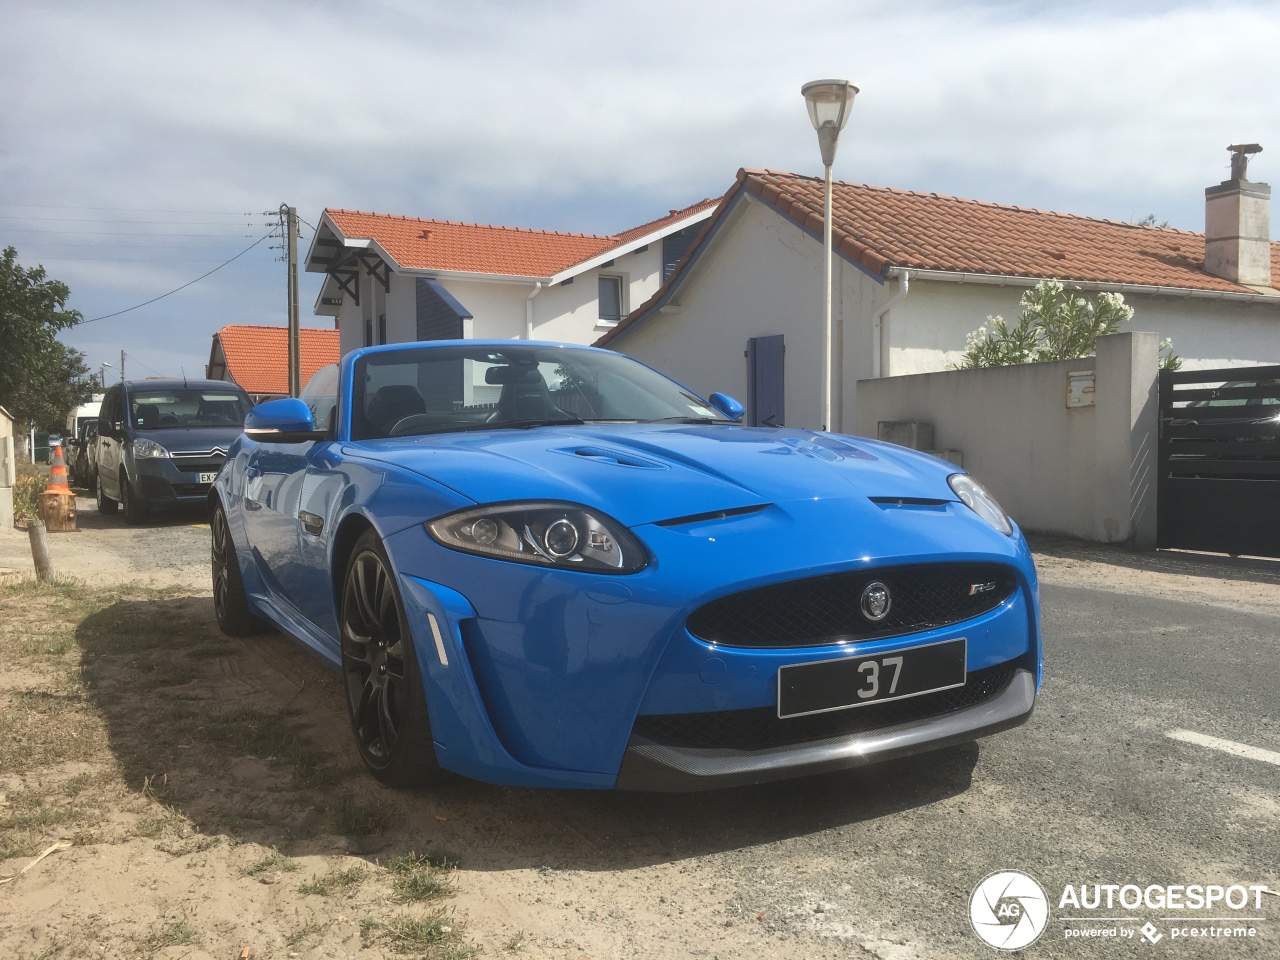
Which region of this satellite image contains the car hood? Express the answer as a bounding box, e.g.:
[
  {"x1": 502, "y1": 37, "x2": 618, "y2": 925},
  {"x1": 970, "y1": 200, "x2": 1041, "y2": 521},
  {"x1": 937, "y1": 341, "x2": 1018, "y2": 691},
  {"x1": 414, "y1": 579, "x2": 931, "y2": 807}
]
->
[{"x1": 350, "y1": 424, "x2": 960, "y2": 528}]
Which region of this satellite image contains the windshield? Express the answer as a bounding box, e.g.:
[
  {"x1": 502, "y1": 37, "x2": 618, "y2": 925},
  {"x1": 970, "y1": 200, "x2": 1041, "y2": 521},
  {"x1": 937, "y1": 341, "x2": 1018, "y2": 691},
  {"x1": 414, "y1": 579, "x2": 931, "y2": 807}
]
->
[
  {"x1": 127, "y1": 388, "x2": 251, "y2": 429},
  {"x1": 299, "y1": 363, "x2": 339, "y2": 431},
  {"x1": 351, "y1": 345, "x2": 724, "y2": 440}
]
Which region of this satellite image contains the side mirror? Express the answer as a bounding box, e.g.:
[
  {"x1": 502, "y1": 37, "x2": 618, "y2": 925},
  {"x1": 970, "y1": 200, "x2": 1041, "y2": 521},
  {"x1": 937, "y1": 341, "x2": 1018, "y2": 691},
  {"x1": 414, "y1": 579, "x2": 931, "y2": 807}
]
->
[
  {"x1": 708, "y1": 392, "x2": 745, "y2": 423},
  {"x1": 244, "y1": 398, "x2": 328, "y2": 444}
]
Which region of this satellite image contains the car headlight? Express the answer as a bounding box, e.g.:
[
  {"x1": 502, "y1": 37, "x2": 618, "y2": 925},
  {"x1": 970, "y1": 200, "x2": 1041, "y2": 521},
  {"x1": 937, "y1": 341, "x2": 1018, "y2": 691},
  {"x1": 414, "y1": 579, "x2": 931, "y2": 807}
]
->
[
  {"x1": 948, "y1": 474, "x2": 1013, "y2": 536},
  {"x1": 131, "y1": 437, "x2": 170, "y2": 459},
  {"x1": 426, "y1": 502, "x2": 647, "y2": 574}
]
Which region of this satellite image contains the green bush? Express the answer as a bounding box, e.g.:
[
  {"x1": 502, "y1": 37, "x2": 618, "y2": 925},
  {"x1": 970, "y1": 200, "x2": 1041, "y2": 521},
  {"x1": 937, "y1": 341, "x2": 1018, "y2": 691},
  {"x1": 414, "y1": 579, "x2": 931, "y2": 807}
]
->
[{"x1": 13, "y1": 475, "x2": 44, "y2": 523}]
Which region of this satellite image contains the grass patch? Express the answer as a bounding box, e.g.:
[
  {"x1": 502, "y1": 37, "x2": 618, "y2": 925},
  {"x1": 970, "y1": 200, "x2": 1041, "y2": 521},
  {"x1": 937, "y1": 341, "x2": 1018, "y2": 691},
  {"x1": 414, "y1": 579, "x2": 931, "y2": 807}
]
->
[
  {"x1": 504, "y1": 931, "x2": 528, "y2": 953},
  {"x1": 286, "y1": 920, "x2": 333, "y2": 947},
  {"x1": 328, "y1": 794, "x2": 391, "y2": 837},
  {"x1": 388, "y1": 852, "x2": 455, "y2": 904},
  {"x1": 299, "y1": 865, "x2": 369, "y2": 896},
  {"x1": 139, "y1": 919, "x2": 198, "y2": 949},
  {"x1": 243, "y1": 846, "x2": 298, "y2": 876},
  {"x1": 381, "y1": 914, "x2": 475, "y2": 957}
]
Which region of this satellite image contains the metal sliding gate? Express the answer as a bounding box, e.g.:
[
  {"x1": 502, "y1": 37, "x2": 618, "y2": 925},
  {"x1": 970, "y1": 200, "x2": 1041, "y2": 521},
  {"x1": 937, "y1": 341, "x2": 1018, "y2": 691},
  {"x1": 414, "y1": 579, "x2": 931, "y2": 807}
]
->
[{"x1": 1157, "y1": 364, "x2": 1280, "y2": 558}]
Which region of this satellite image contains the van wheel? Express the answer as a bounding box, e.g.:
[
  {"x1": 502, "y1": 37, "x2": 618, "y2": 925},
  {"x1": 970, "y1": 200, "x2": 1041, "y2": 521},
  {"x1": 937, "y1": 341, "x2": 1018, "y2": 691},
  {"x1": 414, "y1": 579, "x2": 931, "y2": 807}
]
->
[
  {"x1": 96, "y1": 477, "x2": 117, "y2": 514},
  {"x1": 120, "y1": 471, "x2": 148, "y2": 525}
]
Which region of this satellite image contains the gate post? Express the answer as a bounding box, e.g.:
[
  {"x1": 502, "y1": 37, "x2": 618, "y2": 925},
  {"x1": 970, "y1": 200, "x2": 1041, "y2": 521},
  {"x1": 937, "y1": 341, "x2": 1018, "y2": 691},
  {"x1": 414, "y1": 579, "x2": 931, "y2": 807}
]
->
[{"x1": 1094, "y1": 332, "x2": 1160, "y2": 549}]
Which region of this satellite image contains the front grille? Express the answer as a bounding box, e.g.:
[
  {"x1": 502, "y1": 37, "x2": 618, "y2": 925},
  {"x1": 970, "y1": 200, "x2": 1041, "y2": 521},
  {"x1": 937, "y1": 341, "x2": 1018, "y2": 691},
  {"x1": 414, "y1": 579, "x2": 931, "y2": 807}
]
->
[
  {"x1": 686, "y1": 562, "x2": 1016, "y2": 648},
  {"x1": 173, "y1": 458, "x2": 224, "y2": 475},
  {"x1": 632, "y1": 661, "x2": 1019, "y2": 751}
]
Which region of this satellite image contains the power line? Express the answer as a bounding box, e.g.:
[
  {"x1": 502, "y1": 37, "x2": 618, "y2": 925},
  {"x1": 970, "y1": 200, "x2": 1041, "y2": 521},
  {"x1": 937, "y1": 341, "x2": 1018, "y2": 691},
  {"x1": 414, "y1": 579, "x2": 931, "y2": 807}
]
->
[
  {"x1": 4, "y1": 228, "x2": 258, "y2": 238},
  {"x1": 34, "y1": 256, "x2": 278, "y2": 262},
  {"x1": 0, "y1": 216, "x2": 259, "y2": 225},
  {"x1": 20, "y1": 241, "x2": 264, "y2": 249},
  {"x1": 0, "y1": 202, "x2": 255, "y2": 215},
  {"x1": 80, "y1": 232, "x2": 273, "y2": 323}
]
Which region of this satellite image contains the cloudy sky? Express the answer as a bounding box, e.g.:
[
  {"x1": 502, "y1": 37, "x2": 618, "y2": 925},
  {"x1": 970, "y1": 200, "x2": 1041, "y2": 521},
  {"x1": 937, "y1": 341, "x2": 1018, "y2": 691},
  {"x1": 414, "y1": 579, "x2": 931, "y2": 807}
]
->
[{"x1": 3, "y1": 0, "x2": 1277, "y2": 386}]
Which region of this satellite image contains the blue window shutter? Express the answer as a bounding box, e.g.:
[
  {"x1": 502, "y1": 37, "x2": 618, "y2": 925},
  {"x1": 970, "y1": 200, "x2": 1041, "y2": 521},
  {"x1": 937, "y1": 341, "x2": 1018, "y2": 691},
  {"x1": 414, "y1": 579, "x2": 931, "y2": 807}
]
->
[
  {"x1": 748, "y1": 335, "x2": 785, "y2": 427},
  {"x1": 662, "y1": 226, "x2": 700, "y2": 281}
]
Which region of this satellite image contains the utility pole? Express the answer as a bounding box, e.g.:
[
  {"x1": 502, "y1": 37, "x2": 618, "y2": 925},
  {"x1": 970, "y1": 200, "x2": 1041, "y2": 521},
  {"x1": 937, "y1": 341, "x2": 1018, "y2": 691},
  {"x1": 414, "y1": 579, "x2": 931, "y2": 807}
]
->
[
  {"x1": 121, "y1": 349, "x2": 126, "y2": 385},
  {"x1": 283, "y1": 204, "x2": 301, "y2": 397}
]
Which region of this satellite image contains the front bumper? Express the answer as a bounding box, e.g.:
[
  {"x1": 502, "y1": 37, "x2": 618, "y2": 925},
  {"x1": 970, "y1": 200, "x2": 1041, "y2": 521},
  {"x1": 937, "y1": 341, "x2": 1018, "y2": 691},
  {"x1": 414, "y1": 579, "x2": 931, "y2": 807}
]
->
[
  {"x1": 615, "y1": 668, "x2": 1036, "y2": 791},
  {"x1": 132, "y1": 455, "x2": 225, "y2": 505}
]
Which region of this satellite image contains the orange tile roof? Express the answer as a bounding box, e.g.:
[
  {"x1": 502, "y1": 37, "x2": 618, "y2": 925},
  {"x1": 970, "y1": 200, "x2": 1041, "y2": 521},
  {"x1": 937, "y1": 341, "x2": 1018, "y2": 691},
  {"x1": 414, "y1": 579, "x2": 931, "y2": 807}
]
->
[
  {"x1": 739, "y1": 169, "x2": 1279, "y2": 293},
  {"x1": 599, "y1": 168, "x2": 1280, "y2": 347},
  {"x1": 323, "y1": 197, "x2": 719, "y2": 279},
  {"x1": 214, "y1": 324, "x2": 339, "y2": 396}
]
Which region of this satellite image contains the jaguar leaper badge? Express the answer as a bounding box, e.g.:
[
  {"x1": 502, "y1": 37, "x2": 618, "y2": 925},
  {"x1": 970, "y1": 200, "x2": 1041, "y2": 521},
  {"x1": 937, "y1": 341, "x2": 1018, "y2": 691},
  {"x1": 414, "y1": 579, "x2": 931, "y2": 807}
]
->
[{"x1": 860, "y1": 581, "x2": 891, "y2": 621}]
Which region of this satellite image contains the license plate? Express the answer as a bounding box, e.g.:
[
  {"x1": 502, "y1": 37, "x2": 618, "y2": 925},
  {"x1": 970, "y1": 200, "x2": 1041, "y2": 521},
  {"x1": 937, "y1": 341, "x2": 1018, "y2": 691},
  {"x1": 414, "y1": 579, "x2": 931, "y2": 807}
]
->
[
  {"x1": 199, "y1": 471, "x2": 218, "y2": 484},
  {"x1": 777, "y1": 637, "x2": 967, "y2": 719}
]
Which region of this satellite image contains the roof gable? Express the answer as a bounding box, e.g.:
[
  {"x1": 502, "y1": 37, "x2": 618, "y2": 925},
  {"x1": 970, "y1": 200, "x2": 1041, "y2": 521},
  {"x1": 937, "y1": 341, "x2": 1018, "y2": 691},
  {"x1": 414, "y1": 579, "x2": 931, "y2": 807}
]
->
[
  {"x1": 312, "y1": 197, "x2": 720, "y2": 281},
  {"x1": 212, "y1": 325, "x2": 339, "y2": 396}
]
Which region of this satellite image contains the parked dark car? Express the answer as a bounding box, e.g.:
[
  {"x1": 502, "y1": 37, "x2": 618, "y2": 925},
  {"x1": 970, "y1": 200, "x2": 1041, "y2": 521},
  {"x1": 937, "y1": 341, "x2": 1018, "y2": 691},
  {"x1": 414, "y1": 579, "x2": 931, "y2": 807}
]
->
[
  {"x1": 70, "y1": 419, "x2": 98, "y2": 490},
  {"x1": 94, "y1": 379, "x2": 253, "y2": 524}
]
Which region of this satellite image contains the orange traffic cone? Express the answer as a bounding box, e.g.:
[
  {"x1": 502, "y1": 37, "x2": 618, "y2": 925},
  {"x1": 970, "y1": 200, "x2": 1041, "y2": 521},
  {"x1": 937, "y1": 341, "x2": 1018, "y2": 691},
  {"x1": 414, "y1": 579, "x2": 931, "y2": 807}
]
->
[
  {"x1": 38, "y1": 443, "x2": 77, "y2": 531},
  {"x1": 45, "y1": 443, "x2": 71, "y2": 494}
]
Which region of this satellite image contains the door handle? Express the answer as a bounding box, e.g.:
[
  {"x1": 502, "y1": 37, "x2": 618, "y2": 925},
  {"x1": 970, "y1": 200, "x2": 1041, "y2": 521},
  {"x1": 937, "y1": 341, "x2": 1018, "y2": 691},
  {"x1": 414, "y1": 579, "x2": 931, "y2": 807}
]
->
[{"x1": 245, "y1": 465, "x2": 263, "y2": 479}]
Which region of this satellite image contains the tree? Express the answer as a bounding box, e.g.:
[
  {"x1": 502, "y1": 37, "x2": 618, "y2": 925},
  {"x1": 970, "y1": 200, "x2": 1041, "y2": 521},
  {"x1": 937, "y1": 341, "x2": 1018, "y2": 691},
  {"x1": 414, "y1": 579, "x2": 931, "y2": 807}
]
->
[
  {"x1": 0, "y1": 246, "x2": 97, "y2": 432},
  {"x1": 958, "y1": 280, "x2": 1138, "y2": 368}
]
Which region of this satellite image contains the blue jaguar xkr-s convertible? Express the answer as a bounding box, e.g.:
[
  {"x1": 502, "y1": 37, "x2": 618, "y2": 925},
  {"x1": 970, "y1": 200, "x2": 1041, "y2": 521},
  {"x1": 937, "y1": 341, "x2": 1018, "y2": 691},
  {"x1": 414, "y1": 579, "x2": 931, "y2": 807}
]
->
[{"x1": 210, "y1": 341, "x2": 1040, "y2": 790}]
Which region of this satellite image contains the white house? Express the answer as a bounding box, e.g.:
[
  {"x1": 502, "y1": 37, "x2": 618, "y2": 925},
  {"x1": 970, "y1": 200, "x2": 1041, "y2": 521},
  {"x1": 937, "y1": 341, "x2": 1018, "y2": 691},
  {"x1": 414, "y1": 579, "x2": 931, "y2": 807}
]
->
[
  {"x1": 304, "y1": 198, "x2": 719, "y2": 356},
  {"x1": 598, "y1": 156, "x2": 1280, "y2": 432}
]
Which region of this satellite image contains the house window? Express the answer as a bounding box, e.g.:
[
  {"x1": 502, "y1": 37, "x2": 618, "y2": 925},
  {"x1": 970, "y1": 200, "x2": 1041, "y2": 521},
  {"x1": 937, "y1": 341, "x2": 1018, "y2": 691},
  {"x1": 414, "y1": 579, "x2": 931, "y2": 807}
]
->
[{"x1": 598, "y1": 275, "x2": 623, "y2": 325}]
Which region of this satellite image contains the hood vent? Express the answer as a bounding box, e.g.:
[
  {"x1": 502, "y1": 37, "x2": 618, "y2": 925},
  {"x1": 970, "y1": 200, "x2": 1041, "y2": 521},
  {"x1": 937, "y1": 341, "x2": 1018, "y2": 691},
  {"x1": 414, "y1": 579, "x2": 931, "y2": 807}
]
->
[
  {"x1": 655, "y1": 504, "x2": 770, "y2": 528},
  {"x1": 556, "y1": 446, "x2": 668, "y2": 470}
]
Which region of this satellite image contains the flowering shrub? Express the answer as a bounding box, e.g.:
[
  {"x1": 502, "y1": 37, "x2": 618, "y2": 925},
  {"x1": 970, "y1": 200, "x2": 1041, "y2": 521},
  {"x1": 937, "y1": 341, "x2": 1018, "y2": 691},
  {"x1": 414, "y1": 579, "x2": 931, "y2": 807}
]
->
[{"x1": 958, "y1": 280, "x2": 1147, "y2": 368}]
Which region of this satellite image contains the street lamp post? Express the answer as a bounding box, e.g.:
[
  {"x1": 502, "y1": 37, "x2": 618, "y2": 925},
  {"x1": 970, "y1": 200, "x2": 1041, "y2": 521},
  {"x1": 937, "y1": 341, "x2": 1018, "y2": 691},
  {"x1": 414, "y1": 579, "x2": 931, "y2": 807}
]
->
[{"x1": 801, "y1": 78, "x2": 858, "y2": 432}]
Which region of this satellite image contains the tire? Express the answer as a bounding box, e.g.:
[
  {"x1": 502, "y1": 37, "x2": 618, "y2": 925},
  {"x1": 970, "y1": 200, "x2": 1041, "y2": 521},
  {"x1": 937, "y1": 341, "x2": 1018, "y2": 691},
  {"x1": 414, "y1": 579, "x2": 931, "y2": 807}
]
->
[
  {"x1": 340, "y1": 530, "x2": 447, "y2": 787},
  {"x1": 86, "y1": 470, "x2": 97, "y2": 496},
  {"x1": 211, "y1": 502, "x2": 268, "y2": 637},
  {"x1": 96, "y1": 475, "x2": 118, "y2": 514},
  {"x1": 120, "y1": 470, "x2": 148, "y2": 525}
]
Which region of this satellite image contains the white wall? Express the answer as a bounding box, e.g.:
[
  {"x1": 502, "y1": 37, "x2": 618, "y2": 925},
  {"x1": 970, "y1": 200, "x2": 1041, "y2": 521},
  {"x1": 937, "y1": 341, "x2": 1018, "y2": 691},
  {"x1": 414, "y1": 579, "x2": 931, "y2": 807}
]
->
[
  {"x1": 881, "y1": 279, "x2": 1280, "y2": 375},
  {"x1": 615, "y1": 194, "x2": 902, "y2": 430},
  {"x1": 854, "y1": 333, "x2": 1160, "y2": 546}
]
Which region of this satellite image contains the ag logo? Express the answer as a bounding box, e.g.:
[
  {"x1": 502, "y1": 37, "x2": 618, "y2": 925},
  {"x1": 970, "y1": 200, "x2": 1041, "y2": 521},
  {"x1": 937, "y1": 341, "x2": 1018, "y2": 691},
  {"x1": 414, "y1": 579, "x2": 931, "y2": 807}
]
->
[{"x1": 969, "y1": 870, "x2": 1049, "y2": 951}]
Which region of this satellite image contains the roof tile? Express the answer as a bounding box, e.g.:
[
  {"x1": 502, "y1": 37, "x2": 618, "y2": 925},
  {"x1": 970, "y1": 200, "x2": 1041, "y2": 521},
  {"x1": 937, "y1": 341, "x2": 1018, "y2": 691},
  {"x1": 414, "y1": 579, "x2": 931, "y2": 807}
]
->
[
  {"x1": 325, "y1": 197, "x2": 720, "y2": 279},
  {"x1": 214, "y1": 325, "x2": 339, "y2": 396}
]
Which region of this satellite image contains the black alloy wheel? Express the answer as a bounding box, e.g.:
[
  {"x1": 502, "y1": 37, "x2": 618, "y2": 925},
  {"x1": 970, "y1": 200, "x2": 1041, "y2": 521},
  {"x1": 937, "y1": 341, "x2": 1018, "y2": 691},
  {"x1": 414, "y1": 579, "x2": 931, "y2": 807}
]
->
[
  {"x1": 211, "y1": 502, "x2": 266, "y2": 637},
  {"x1": 340, "y1": 530, "x2": 445, "y2": 786}
]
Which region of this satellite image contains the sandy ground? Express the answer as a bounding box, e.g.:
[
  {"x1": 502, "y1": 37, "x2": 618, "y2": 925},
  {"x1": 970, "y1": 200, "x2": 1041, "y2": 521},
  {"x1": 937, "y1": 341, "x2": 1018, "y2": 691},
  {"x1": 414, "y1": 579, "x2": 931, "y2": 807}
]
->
[{"x1": 1, "y1": 498, "x2": 1277, "y2": 959}]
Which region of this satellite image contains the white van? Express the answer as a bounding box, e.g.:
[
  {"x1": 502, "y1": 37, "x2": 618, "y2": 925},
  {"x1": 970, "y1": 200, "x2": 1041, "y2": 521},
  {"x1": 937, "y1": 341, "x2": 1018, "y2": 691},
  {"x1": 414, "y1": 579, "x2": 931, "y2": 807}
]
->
[{"x1": 66, "y1": 394, "x2": 105, "y2": 438}]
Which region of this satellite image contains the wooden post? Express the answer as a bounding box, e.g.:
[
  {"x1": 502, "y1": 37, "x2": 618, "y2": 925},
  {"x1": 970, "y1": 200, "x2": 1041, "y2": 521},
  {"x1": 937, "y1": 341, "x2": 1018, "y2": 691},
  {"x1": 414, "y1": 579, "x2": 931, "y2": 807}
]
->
[{"x1": 27, "y1": 519, "x2": 54, "y2": 582}]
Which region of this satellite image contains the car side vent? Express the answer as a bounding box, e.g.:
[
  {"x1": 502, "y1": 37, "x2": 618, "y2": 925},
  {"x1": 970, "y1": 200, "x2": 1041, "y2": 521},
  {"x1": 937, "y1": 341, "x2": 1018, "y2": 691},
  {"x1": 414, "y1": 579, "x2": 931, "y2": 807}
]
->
[{"x1": 655, "y1": 504, "x2": 770, "y2": 528}]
